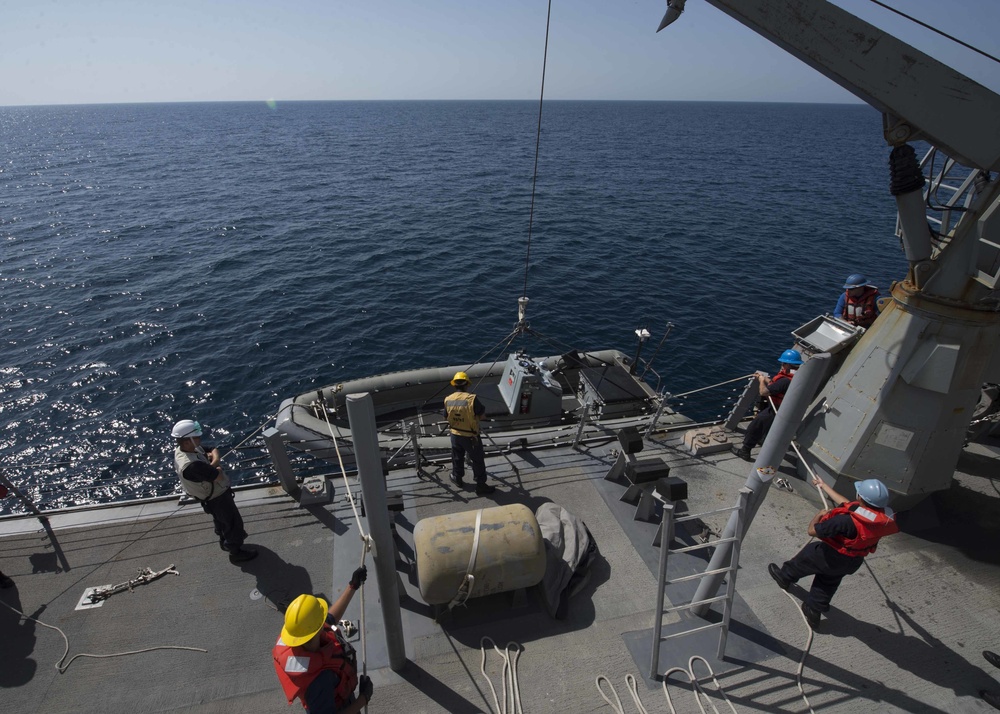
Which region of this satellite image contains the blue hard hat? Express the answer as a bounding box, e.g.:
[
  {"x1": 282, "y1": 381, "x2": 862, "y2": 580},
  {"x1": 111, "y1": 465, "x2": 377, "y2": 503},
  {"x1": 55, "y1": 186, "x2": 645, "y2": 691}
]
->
[
  {"x1": 843, "y1": 273, "x2": 869, "y2": 289},
  {"x1": 855, "y1": 479, "x2": 890, "y2": 508},
  {"x1": 778, "y1": 349, "x2": 803, "y2": 366}
]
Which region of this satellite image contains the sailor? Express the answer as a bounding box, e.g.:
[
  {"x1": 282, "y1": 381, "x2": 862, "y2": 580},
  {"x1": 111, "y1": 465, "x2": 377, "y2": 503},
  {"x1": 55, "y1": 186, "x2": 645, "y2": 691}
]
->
[
  {"x1": 171, "y1": 419, "x2": 257, "y2": 563},
  {"x1": 444, "y1": 371, "x2": 496, "y2": 496},
  {"x1": 769, "y1": 477, "x2": 899, "y2": 629},
  {"x1": 273, "y1": 567, "x2": 373, "y2": 714},
  {"x1": 834, "y1": 273, "x2": 881, "y2": 328},
  {"x1": 731, "y1": 349, "x2": 802, "y2": 461}
]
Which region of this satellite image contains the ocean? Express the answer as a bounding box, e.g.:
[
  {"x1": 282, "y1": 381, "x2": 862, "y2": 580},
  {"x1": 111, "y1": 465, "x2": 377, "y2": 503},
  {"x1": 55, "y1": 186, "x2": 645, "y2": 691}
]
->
[{"x1": 0, "y1": 100, "x2": 907, "y2": 511}]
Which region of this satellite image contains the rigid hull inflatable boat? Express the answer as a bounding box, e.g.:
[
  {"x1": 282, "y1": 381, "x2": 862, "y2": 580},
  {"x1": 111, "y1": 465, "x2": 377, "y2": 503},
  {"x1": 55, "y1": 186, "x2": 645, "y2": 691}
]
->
[{"x1": 275, "y1": 348, "x2": 691, "y2": 468}]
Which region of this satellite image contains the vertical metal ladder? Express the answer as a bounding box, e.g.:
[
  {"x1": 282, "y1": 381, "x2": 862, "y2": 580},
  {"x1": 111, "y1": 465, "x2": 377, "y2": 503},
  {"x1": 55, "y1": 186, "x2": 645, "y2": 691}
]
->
[{"x1": 649, "y1": 487, "x2": 751, "y2": 678}]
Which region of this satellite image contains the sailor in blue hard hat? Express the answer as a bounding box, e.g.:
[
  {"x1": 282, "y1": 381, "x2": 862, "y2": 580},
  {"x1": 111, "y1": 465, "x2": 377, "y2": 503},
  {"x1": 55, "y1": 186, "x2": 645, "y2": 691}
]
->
[
  {"x1": 768, "y1": 476, "x2": 899, "y2": 629},
  {"x1": 834, "y1": 272, "x2": 881, "y2": 328},
  {"x1": 731, "y1": 349, "x2": 803, "y2": 461}
]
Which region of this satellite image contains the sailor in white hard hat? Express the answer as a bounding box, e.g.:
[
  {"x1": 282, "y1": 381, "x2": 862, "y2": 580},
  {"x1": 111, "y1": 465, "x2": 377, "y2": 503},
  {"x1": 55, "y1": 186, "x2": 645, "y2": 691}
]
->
[{"x1": 171, "y1": 419, "x2": 257, "y2": 563}]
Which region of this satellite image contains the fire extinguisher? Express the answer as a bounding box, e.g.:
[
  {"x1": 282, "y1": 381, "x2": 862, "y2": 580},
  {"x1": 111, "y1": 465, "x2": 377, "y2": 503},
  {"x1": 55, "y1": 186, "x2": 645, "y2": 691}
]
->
[{"x1": 519, "y1": 391, "x2": 532, "y2": 414}]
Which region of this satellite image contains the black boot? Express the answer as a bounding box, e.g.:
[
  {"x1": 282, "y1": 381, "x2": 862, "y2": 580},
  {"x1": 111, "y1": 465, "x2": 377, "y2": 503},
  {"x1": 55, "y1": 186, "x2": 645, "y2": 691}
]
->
[
  {"x1": 229, "y1": 547, "x2": 258, "y2": 564},
  {"x1": 800, "y1": 601, "x2": 821, "y2": 630},
  {"x1": 768, "y1": 563, "x2": 790, "y2": 591},
  {"x1": 731, "y1": 445, "x2": 752, "y2": 461}
]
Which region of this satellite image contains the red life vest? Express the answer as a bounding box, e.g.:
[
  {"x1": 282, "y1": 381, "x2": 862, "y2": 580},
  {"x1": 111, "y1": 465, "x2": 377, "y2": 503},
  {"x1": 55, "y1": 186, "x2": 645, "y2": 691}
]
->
[
  {"x1": 843, "y1": 286, "x2": 880, "y2": 328},
  {"x1": 273, "y1": 624, "x2": 358, "y2": 710},
  {"x1": 768, "y1": 371, "x2": 793, "y2": 409},
  {"x1": 819, "y1": 501, "x2": 899, "y2": 557}
]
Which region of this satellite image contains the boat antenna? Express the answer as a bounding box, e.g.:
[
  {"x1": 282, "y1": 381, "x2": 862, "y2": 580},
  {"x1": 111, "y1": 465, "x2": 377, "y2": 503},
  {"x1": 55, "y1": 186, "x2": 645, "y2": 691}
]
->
[{"x1": 517, "y1": 0, "x2": 553, "y2": 335}]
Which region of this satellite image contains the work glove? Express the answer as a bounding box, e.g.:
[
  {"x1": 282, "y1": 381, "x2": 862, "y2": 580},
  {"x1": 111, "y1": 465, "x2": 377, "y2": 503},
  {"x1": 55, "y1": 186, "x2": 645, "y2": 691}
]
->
[
  {"x1": 349, "y1": 565, "x2": 368, "y2": 591},
  {"x1": 359, "y1": 674, "x2": 374, "y2": 701}
]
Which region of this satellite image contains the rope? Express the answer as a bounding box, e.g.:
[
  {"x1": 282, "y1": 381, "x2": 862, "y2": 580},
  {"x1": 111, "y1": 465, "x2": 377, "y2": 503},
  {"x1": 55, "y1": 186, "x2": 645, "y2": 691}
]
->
[
  {"x1": 0, "y1": 598, "x2": 206, "y2": 673},
  {"x1": 672, "y1": 374, "x2": 758, "y2": 399},
  {"x1": 220, "y1": 413, "x2": 276, "y2": 462},
  {"x1": 480, "y1": 637, "x2": 524, "y2": 714},
  {"x1": 318, "y1": 399, "x2": 374, "y2": 712},
  {"x1": 595, "y1": 674, "x2": 650, "y2": 714},
  {"x1": 661, "y1": 656, "x2": 738, "y2": 714},
  {"x1": 521, "y1": 0, "x2": 553, "y2": 300},
  {"x1": 779, "y1": 589, "x2": 818, "y2": 714},
  {"x1": 787, "y1": 440, "x2": 831, "y2": 509}
]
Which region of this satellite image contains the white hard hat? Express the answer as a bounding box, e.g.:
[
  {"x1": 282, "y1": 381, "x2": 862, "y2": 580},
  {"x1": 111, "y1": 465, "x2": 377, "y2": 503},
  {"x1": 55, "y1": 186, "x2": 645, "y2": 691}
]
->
[{"x1": 171, "y1": 420, "x2": 202, "y2": 439}]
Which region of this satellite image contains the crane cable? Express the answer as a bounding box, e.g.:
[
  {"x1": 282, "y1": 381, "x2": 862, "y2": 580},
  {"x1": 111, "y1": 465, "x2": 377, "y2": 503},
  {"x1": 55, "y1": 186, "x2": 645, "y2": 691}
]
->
[
  {"x1": 521, "y1": 0, "x2": 553, "y2": 300},
  {"x1": 868, "y1": 0, "x2": 1000, "y2": 65}
]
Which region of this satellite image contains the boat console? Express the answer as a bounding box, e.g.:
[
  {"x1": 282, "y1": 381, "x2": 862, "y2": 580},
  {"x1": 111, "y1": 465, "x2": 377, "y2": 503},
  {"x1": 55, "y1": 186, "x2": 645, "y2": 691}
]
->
[{"x1": 497, "y1": 352, "x2": 563, "y2": 420}]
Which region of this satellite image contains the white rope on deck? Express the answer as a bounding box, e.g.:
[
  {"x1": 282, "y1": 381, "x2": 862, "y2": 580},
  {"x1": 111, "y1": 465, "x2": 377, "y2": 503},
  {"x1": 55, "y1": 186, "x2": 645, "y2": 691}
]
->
[
  {"x1": 0, "y1": 598, "x2": 206, "y2": 673},
  {"x1": 480, "y1": 637, "x2": 524, "y2": 714},
  {"x1": 595, "y1": 673, "x2": 651, "y2": 714},
  {"x1": 662, "y1": 656, "x2": 739, "y2": 714}
]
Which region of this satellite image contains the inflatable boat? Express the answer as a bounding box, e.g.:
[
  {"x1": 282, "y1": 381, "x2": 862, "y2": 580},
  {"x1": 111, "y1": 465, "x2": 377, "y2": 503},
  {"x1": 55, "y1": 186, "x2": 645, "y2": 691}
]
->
[{"x1": 274, "y1": 348, "x2": 691, "y2": 469}]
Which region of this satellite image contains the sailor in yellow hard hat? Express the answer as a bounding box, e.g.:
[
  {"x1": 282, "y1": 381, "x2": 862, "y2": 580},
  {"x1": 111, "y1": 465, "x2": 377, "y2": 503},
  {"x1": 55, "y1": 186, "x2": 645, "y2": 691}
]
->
[
  {"x1": 272, "y1": 566, "x2": 372, "y2": 713},
  {"x1": 444, "y1": 371, "x2": 495, "y2": 496}
]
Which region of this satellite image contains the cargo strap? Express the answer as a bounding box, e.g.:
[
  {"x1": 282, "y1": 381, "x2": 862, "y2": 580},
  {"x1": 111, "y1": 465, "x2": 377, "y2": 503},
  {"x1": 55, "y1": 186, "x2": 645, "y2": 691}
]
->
[{"x1": 448, "y1": 508, "x2": 484, "y2": 610}]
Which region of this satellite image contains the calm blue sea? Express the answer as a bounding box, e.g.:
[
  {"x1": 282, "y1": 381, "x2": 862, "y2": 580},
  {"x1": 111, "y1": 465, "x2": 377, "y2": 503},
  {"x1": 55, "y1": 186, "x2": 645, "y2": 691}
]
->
[{"x1": 0, "y1": 100, "x2": 907, "y2": 511}]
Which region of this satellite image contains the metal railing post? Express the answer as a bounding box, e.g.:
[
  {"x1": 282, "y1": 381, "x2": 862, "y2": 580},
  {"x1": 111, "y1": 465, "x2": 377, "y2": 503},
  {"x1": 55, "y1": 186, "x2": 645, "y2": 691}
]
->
[
  {"x1": 572, "y1": 398, "x2": 592, "y2": 449},
  {"x1": 723, "y1": 377, "x2": 759, "y2": 432},
  {"x1": 263, "y1": 427, "x2": 300, "y2": 499},
  {"x1": 718, "y1": 487, "x2": 751, "y2": 659},
  {"x1": 650, "y1": 500, "x2": 674, "y2": 678}
]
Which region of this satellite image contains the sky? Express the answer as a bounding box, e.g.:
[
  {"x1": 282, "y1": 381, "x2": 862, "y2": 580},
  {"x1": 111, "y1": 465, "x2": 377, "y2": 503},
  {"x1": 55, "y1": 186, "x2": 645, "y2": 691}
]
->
[{"x1": 3, "y1": 0, "x2": 999, "y2": 107}]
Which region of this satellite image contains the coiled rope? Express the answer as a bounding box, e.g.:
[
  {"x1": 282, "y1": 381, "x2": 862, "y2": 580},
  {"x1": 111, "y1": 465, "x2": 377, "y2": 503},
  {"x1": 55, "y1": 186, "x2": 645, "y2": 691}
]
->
[
  {"x1": 480, "y1": 637, "x2": 524, "y2": 714},
  {"x1": 662, "y1": 656, "x2": 738, "y2": 714},
  {"x1": 595, "y1": 658, "x2": 739, "y2": 714},
  {"x1": 595, "y1": 673, "x2": 651, "y2": 714}
]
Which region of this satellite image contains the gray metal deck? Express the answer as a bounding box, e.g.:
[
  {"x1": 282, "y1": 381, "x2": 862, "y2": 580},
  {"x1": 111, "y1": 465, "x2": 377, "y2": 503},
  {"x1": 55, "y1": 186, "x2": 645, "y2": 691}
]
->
[{"x1": 1, "y1": 435, "x2": 998, "y2": 713}]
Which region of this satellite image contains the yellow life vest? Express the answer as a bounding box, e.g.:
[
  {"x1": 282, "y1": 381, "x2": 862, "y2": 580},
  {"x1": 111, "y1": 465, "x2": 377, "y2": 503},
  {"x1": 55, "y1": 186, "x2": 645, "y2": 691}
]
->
[{"x1": 445, "y1": 391, "x2": 480, "y2": 436}]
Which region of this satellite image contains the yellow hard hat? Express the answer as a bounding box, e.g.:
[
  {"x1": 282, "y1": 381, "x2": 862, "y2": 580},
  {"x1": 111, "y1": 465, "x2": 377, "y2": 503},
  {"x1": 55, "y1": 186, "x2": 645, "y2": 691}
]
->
[
  {"x1": 281, "y1": 594, "x2": 329, "y2": 647},
  {"x1": 451, "y1": 371, "x2": 470, "y2": 387}
]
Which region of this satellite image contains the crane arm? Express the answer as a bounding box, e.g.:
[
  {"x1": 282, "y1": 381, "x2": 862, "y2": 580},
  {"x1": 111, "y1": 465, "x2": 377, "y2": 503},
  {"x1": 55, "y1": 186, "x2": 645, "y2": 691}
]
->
[{"x1": 660, "y1": 0, "x2": 1000, "y2": 171}]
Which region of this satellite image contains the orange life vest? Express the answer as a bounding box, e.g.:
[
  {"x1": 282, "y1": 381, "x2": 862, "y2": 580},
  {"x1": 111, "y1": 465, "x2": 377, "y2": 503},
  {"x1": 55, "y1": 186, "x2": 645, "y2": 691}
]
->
[
  {"x1": 843, "y1": 286, "x2": 880, "y2": 328},
  {"x1": 273, "y1": 624, "x2": 358, "y2": 710},
  {"x1": 819, "y1": 501, "x2": 899, "y2": 557},
  {"x1": 768, "y1": 371, "x2": 793, "y2": 409}
]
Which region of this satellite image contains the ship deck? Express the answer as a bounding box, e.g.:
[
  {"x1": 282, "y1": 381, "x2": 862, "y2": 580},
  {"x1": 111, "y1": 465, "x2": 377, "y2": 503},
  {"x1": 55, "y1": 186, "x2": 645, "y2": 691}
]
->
[{"x1": 1, "y1": 433, "x2": 998, "y2": 713}]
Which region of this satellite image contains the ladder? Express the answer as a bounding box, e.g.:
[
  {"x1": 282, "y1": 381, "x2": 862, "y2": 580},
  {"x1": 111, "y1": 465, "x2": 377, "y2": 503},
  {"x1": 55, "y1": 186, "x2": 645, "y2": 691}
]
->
[{"x1": 649, "y1": 487, "x2": 751, "y2": 678}]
